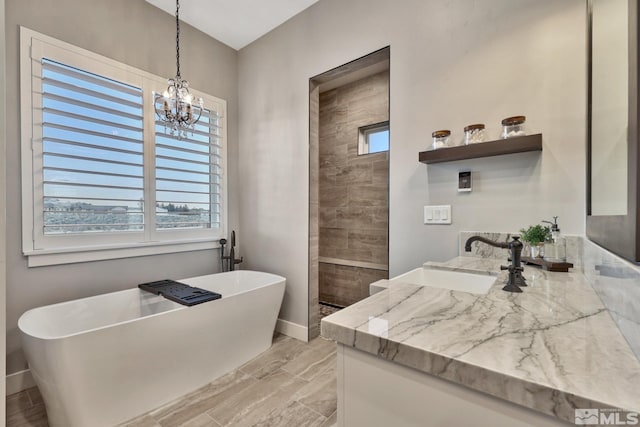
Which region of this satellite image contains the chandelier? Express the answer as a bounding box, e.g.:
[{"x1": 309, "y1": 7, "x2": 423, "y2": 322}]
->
[{"x1": 155, "y1": 0, "x2": 204, "y2": 139}]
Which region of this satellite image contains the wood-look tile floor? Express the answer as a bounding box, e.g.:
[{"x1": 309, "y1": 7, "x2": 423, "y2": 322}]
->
[{"x1": 6, "y1": 335, "x2": 337, "y2": 427}]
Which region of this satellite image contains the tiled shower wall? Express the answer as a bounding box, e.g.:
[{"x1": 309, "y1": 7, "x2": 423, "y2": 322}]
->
[{"x1": 318, "y1": 71, "x2": 389, "y2": 307}]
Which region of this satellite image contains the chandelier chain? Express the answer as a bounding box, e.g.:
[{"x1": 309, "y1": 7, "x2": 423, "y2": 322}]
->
[{"x1": 175, "y1": 0, "x2": 180, "y2": 78}]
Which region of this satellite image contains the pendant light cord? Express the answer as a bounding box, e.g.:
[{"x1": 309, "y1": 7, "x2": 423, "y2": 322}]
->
[{"x1": 175, "y1": 0, "x2": 181, "y2": 78}]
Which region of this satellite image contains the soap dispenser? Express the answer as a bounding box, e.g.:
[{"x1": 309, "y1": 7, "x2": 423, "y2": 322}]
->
[{"x1": 542, "y1": 216, "x2": 566, "y2": 262}]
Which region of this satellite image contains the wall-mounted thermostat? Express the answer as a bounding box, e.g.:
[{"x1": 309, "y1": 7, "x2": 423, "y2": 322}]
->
[{"x1": 458, "y1": 171, "x2": 472, "y2": 192}]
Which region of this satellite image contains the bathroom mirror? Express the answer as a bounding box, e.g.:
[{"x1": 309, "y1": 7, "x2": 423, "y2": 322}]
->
[
  {"x1": 587, "y1": 0, "x2": 640, "y2": 261},
  {"x1": 590, "y1": 0, "x2": 628, "y2": 216}
]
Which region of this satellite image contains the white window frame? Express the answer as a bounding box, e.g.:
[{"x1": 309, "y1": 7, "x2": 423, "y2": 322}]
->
[
  {"x1": 20, "y1": 27, "x2": 227, "y2": 267},
  {"x1": 357, "y1": 121, "x2": 389, "y2": 155}
]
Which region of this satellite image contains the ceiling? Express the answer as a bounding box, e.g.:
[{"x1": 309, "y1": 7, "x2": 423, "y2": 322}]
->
[{"x1": 145, "y1": 0, "x2": 320, "y2": 50}]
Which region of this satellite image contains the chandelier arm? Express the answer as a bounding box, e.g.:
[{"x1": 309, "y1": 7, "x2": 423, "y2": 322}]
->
[
  {"x1": 154, "y1": 93, "x2": 164, "y2": 120},
  {"x1": 190, "y1": 106, "x2": 203, "y2": 126}
]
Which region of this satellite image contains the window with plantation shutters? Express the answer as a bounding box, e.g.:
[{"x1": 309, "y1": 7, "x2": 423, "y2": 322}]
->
[
  {"x1": 41, "y1": 59, "x2": 146, "y2": 235},
  {"x1": 21, "y1": 28, "x2": 227, "y2": 267},
  {"x1": 155, "y1": 109, "x2": 222, "y2": 231}
]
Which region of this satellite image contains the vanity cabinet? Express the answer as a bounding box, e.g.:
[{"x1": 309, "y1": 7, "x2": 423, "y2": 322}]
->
[{"x1": 336, "y1": 344, "x2": 569, "y2": 427}]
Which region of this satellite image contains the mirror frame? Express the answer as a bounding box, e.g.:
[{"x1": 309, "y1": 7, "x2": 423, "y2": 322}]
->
[{"x1": 586, "y1": 0, "x2": 640, "y2": 262}]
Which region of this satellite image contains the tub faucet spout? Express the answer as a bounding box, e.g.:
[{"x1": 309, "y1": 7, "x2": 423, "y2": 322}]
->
[
  {"x1": 464, "y1": 235, "x2": 525, "y2": 293},
  {"x1": 229, "y1": 246, "x2": 244, "y2": 271},
  {"x1": 220, "y1": 231, "x2": 244, "y2": 272}
]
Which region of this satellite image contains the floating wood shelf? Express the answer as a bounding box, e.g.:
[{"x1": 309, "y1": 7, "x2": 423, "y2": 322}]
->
[{"x1": 418, "y1": 133, "x2": 542, "y2": 164}]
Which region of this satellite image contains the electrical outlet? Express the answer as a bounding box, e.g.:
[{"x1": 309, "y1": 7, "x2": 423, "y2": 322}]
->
[{"x1": 424, "y1": 205, "x2": 452, "y2": 225}]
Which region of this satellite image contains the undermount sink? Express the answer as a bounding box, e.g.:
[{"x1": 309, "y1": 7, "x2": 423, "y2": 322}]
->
[{"x1": 388, "y1": 267, "x2": 497, "y2": 295}]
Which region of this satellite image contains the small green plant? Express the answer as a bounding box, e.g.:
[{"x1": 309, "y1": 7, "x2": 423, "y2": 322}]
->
[{"x1": 519, "y1": 224, "x2": 551, "y2": 245}]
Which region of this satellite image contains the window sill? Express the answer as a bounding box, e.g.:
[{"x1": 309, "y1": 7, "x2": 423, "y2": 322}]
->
[{"x1": 24, "y1": 239, "x2": 221, "y2": 267}]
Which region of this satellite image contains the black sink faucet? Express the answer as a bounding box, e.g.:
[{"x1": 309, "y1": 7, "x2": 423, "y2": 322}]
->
[{"x1": 464, "y1": 235, "x2": 525, "y2": 293}]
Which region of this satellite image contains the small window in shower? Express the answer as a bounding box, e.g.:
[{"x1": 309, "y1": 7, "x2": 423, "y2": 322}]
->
[{"x1": 358, "y1": 121, "x2": 389, "y2": 155}]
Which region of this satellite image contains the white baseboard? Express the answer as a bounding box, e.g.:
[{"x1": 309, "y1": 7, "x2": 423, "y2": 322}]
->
[
  {"x1": 6, "y1": 369, "x2": 35, "y2": 395},
  {"x1": 276, "y1": 318, "x2": 308, "y2": 342}
]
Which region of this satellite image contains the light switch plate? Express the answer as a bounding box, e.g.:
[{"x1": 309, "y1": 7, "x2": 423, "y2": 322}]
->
[{"x1": 424, "y1": 205, "x2": 452, "y2": 225}]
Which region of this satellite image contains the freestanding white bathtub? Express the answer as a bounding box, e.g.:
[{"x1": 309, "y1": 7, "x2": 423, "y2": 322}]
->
[{"x1": 18, "y1": 270, "x2": 286, "y2": 427}]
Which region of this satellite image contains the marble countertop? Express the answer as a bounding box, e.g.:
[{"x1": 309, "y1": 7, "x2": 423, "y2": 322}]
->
[{"x1": 321, "y1": 256, "x2": 640, "y2": 423}]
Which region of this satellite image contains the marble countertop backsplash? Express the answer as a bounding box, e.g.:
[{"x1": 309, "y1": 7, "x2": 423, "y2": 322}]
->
[{"x1": 321, "y1": 249, "x2": 640, "y2": 424}]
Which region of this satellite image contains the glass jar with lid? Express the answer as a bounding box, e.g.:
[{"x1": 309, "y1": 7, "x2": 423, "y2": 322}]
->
[
  {"x1": 464, "y1": 124, "x2": 486, "y2": 145},
  {"x1": 432, "y1": 130, "x2": 451, "y2": 150},
  {"x1": 501, "y1": 116, "x2": 526, "y2": 139}
]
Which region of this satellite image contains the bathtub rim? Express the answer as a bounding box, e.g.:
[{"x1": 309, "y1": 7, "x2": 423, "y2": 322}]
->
[{"x1": 18, "y1": 270, "x2": 286, "y2": 341}]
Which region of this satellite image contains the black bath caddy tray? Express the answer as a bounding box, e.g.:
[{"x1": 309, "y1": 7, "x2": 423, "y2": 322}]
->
[{"x1": 138, "y1": 279, "x2": 221, "y2": 306}]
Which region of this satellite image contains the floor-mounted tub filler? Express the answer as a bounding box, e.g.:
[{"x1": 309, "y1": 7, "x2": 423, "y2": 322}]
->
[{"x1": 18, "y1": 270, "x2": 286, "y2": 427}]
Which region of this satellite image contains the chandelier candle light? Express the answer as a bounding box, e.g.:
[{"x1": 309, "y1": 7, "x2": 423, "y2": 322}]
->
[{"x1": 156, "y1": 0, "x2": 204, "y2": 138}]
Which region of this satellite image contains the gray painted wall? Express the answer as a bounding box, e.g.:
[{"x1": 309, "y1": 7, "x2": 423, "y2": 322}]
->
[
  {"x1": 237, "y1": 0, "x2": 587, "y2": 328},
  {"x1": 5, "y1": 0, "x2": 239, "y2": 374}
]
